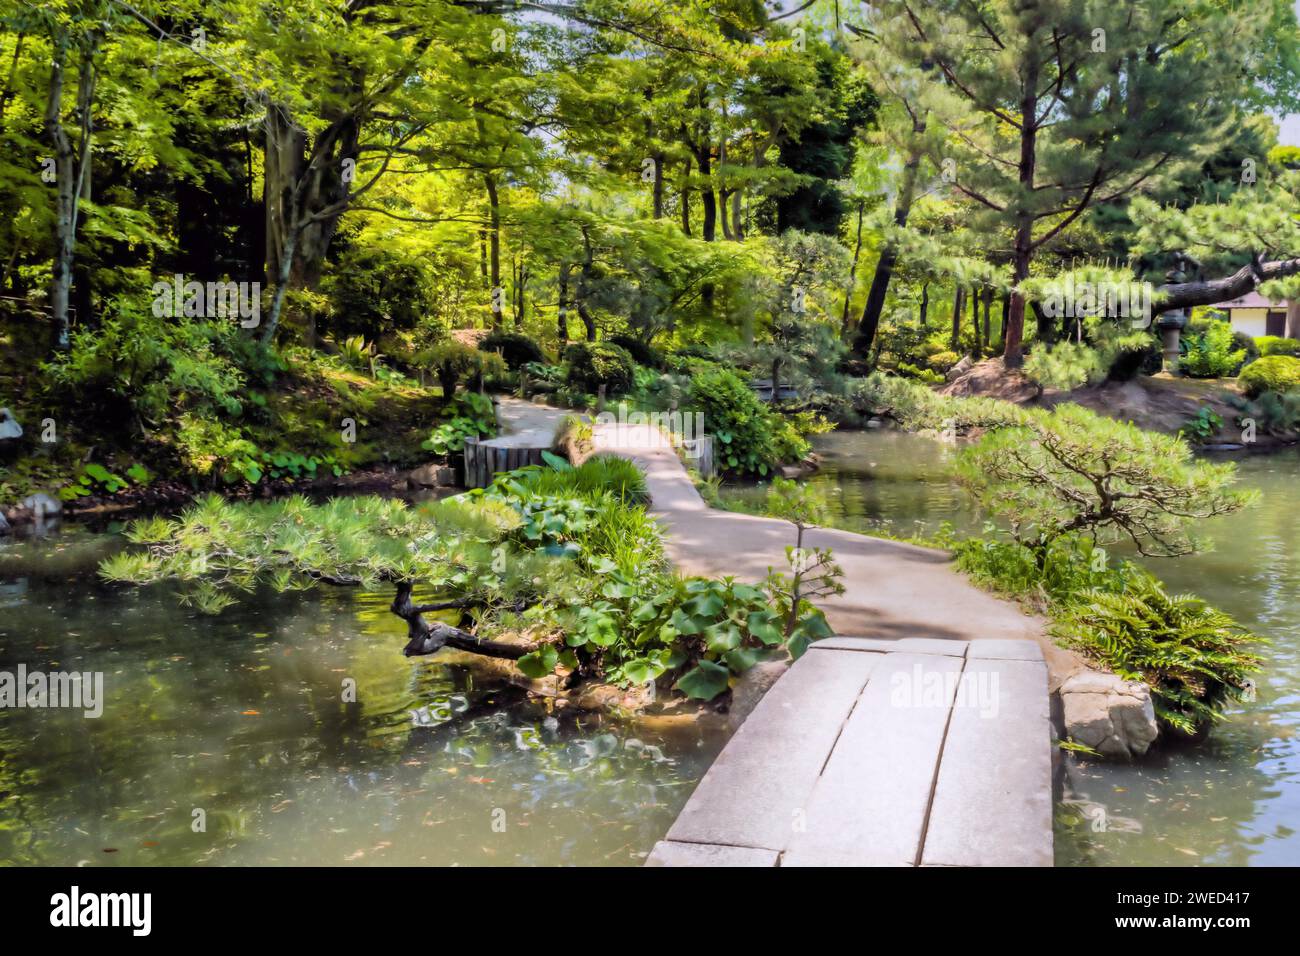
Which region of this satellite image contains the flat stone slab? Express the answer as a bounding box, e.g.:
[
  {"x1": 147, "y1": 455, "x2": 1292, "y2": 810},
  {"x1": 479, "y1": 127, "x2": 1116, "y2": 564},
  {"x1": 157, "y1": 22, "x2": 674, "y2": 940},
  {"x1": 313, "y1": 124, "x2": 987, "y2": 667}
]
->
[
  {"x1": 919, "y1": 657, "x2": 1053, "y2": 867},
  {"x1": 645, "y1": 841, "x2": 778, "y2": 867},
  {"x1": 653, "y1": 641, "x2": 1053, "y2": 867},
  {"x1": 783, "y1": 653, "x2": 964, "y2": 867},
  {"x1": 967, "y1": 639, "x2": 1044, "y2": 662},
  {"x1": 665, "y1": 647, "x2": 880, "y2": 851}
]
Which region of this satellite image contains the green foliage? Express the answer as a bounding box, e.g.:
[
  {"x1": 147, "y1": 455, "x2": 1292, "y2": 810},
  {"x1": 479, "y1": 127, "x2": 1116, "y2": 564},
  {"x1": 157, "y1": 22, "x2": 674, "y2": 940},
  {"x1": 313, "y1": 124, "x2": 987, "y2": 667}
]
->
[
  {"x1": 850, "y1": 372, "x2": 1026, "y2": 433},
  {"x1": 323, "y1": 245, "x2": 440, "y2": 342},
  {"x1": 688, "y1": 366, "x2": 810, "y2": 476},
  {"x1": 1181, "y1": 321, "x2": 1246, "y2": 378},
  {"x1": 335, "y1": 335, "x2": 378, "y2": 373},
  {"x1": 956, "y1": 404, "x2": 1255, "y2": 558},
  {"x1": 43, "y1": 301, "x2": 247, "y2": 429},
  {"x1": 1177, "y1": 407, "x2": 1224, "y2": 443},
  {"x1": 1255, "y1": 335, "x2": 1300, "y2": 357},
  {"x1": 953, "y1": 533, "x2": 1141, "y2": 609},
  {"x1": 480, "y1": 331, "x2": 546, "y2": 369},
  {"x1": 422, "y1": 392, "x2": 497, "y2": 455},
  {"x1": 895, "y1": 361, "x2": 946, "y2": 385},
  {"x1": 607, "y1": 333, "x2": 665, "y2": 369},
  {"x1": 1024, "y1": 341, "x2": 1106, "y2": 390},
  {"x1": 1239, "y1": 354, "x2": 1300, "y2": 397},
  {"x1": 57, "y1": 460, "x2": 152, "y2": 500},
  {"x1": 563, "y1": 342, "x2": 636, "y2": 394},
  {"x1": 419, "y1": 342, "x2": 506, "y2": 397},
  {"x1": 482, "y1": 454, "x2": 649, "y2": 507},
  {"x1": 1249, "y1": 389, "x2": 1300, "y2": 434},
  {"x1": 1053, "y1": 571, "x2": 1264, "y2": 735}
]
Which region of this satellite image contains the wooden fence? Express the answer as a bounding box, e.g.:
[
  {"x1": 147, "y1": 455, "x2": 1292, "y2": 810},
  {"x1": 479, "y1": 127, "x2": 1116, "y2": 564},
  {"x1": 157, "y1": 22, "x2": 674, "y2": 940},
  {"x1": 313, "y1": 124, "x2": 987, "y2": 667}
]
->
[{"x1": 462, "y1": 437, "x2": 549, "y2": 489}]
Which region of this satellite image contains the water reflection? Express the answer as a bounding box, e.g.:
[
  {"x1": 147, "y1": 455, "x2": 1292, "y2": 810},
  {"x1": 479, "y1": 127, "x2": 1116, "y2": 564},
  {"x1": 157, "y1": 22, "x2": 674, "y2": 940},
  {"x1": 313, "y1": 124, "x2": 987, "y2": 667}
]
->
[{"x1": 0, "y1": 530, "x2": 722, "y2": 866}]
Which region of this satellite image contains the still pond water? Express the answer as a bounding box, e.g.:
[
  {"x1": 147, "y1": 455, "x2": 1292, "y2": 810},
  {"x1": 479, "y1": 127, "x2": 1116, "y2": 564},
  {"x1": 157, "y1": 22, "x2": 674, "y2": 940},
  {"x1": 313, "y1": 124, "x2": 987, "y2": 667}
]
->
[
  {"x1": 723, "y1": 430, "x2": 1300, "y2": 866},
  {"x1": 0, "y1": 530, "x2": 723, "y2": 865},
  {"x1": 2, "y1": 429, "x2": 1295, "y2": 866}
]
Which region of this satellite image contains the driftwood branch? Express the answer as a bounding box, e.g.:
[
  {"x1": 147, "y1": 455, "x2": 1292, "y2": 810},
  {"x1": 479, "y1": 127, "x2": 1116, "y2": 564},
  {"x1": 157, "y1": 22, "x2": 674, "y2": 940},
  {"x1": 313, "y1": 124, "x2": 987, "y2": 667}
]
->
[{"x1": 389, "y1": 582, "x2": 540, "y2": 660}]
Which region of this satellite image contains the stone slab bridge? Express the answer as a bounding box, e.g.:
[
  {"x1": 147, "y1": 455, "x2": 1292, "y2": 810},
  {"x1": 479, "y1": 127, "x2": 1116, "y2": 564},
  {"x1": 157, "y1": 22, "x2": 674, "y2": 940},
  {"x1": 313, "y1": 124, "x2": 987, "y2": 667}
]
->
[
  {"x1": 493, "y1": 399, "x2": 1057, "y2": 867},
  {"x1": 646, "y1": 636, "x2": 1052, "y2": 867}
]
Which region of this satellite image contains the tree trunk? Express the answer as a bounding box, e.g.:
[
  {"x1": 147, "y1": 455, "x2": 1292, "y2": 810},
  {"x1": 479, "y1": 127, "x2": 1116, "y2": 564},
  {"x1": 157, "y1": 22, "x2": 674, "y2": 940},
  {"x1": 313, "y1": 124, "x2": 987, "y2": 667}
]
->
[
  {"x1": 680, "y1": 156, "x2": 692, "y2": 236},
  {"x1": 577, "y1": 226, "x2": 596, "y2": 342},
  {"x1": 653, "y1": 151, "x2": 665, "y2": 218},
  {"x1": 919, "y1": 282, "x2": 929, "y2": 326},
  {"x1": 982, "y1": 286, "x2": 993, "y2": 353},
  {"x1": 950, "y1": 286, "x2": 965, "y2": 351},
  {"x1": 1286, "y1": 300, "x2": 1300, "y2": 340},
  {"x1": 840, "y1": 200, "x2": 865, "y2": 340},
  {"x1": 556, "y1": 261, "x2": 571, "y2": 343},
  {"x1": 43, "y1": 33, "x2": 96, "y2": 351},
  {"x1": 970, "y1": 284, "x2": 980, "y2": 357},
  {"x1": 1002, "y1": 59, "x2": 1040, "y2": 368},
  {"x1": 485, "y1": 173, "x2": 502, "y2": 328}
]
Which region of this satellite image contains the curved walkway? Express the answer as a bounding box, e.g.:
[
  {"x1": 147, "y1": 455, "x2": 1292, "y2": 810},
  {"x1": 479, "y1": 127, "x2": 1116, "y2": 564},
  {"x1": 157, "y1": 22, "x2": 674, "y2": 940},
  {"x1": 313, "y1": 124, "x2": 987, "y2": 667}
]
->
[
  {"x1": 496, "y1": 398, "x2": 1077, "y2": 684},
  {"x1": 496, "y1": 398, "x2": 1056, "y2": 867}
]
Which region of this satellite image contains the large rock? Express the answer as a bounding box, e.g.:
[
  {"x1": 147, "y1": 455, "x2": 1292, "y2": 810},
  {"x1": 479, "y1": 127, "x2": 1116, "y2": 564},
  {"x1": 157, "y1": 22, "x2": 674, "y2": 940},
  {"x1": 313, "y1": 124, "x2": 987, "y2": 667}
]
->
[
  {"x1": 20, "y1": 492, "x2": 62, "y2": 518},
  {"x1": 0, "y1": 408, "x2": 21, "y2": 441},
  {"x1": 945, "y1": 354, "x2": 974, "y2": 381},
  {"x1": 405, "y1": 463, "x2": 457, "y2": 489},
  {"x1": 1060, "y1": 670, "x2": 1158, "y2": 759}
]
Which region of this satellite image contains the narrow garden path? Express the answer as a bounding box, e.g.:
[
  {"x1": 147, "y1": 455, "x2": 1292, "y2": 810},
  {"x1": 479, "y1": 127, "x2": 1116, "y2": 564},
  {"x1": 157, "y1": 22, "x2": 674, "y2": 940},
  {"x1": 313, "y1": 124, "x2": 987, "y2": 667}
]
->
[
  {"x1": 496, "y1": 397, "x2": 1057, "y2": 866},
  {"x1": 495, "y1": 397, "x2": 1080, "y2": 687}
]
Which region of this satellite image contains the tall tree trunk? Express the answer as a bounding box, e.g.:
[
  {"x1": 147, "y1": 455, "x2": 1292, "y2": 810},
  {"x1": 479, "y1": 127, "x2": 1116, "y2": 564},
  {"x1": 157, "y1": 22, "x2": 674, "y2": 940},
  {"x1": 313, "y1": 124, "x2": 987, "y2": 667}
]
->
[
  {"x1": 855, "y1": 140, "x2": 923, "y2": 356},
  {"x1": 1286, "y1": 300, "x2": 1300, "y2": 340},
  {"x1": 840, "y1": 200, "x2": 865, "y2": 340},
  {"x1": 653, "y1": 152, "x2": 665, "y2": 218},
  {"x1": 680, "y1": 157, "x2": 692, "y2": 236},
  {"x1": 1003, "y1": 59, "x2": 1040, "y2": 368},
  {"x1": 43, "y1": 32, "x2": 96, "y2": 351},
  {"x1": 981, "y1": 287, "x2": 993, "y2": 353},
  {"x1": 970, "y1": 284, "x2": 981, "y2": 358},
  {"x1": 556, "y1": 261, "x2": 572, "y2": 343},
  {"x1": 950, "y1": 286, "x2": 965, "y2": 351},
  {"x1": 261, "y1": 105, "x2": 361, "y2": 344},
  {"x1": 919, "y1": 282, "x2": 929, "y2": 327},
  {"x1": 731, "y1": 185, "x2": 743, "y2": 240},
  {"x1": 577, "y1": 226, "x2": 596, "y2": 342},
  {"x1": 485, "y1": 173, "x2": 502, "y2": 328}
]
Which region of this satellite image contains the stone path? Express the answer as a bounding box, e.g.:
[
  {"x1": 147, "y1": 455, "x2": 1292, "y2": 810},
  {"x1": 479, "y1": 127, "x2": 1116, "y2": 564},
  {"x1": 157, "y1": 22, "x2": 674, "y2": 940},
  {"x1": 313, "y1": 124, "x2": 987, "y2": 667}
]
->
[
  {"x1": 647, "y1": 637, "x2": 1052, "y2": 867},
  {"x1": 495, "y1": 398, "x2": 1057, "y2": 866}
]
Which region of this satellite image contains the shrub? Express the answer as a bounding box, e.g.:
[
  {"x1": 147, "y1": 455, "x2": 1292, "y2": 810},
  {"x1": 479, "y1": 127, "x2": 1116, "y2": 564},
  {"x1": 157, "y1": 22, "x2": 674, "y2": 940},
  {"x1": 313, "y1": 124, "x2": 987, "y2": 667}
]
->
[
  {"x1": 1023, "y1": 340, "x2": 1106, "y2": 390},
  {"x1": 564, "y1": 342, "x2": 636, "y2": 394},
  {"x1": 1181, "y1": 320, "x2": 1246, "y2": 378},
  {"x1": 1099, "y1": 331, "x2": 1161, "y2": 381},
  {"x1": 480, "y1": 331, "x2": 545, "y2": 369},
  {"x1": 895, "y1": 361, "x2": 946, "y2": 385},
  {"x1": 1255, "y1": 335, "x2": 1300, "y2": 357},
  {"x1": 956, "y1": 404, "x2": 1256, "y2": 560},
  {"x1": 421, "y1": 391, "x2": 497, "y2": 455},
  {"x1": 1053, "y1": 570, "x2": 1264, "y2": 735},
  {"x1": 418, "y1": 342, "x2": 506, "y2": 397},
  {"x1": 925, "y1": 350, "x2": 960, "y2": 373},
  {"x1": 488, "y1": 453, "x2": 649, "y2": 506},
  {"x1": 1239, "y1": 354, "x2": 1300, "y2": 397},
  {"x1": 688, "y1": 366, "x2": 809, "y2": 476},
  {"x1": 607, "y1": 333, "x2": 665, "y2": 369}
]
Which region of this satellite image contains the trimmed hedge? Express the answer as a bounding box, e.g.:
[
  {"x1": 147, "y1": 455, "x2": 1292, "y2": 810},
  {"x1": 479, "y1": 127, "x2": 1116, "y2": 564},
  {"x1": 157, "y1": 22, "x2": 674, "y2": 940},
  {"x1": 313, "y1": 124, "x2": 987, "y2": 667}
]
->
[
  {"x1": 563, "y1": 342, "x2": 636, "y2": 394},
  {"x1": 1239, "y1": 354, "x2": 1300, "y2": 397},
  {"x1": 607, "y1": 333, "x2": 665, "y2": 369},
  {"x1": 1255, "y1": 335, "x2": 1300, "y2": 358},
  {"x1": 481, "y1": 331, "x2": 545, "y2": 369}
]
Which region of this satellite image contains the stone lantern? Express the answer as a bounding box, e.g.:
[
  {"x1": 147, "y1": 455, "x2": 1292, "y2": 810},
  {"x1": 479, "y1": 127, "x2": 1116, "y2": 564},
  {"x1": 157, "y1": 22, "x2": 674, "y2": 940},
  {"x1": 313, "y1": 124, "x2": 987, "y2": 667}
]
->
[{"x1": 1155, "y1": 253, "x2": 1194, "y2": 374}]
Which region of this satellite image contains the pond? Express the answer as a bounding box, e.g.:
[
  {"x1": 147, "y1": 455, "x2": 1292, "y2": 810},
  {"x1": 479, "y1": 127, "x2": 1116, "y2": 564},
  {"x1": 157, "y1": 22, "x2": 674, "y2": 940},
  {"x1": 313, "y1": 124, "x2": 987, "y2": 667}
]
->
[
  {"x1": 721, "y1": 429, "x2": 1300, "y2": 866},
  {"x1": 0, "y1": 529, "x2": 724, "y2": 866}
]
